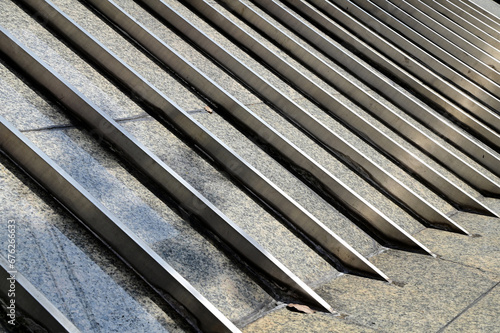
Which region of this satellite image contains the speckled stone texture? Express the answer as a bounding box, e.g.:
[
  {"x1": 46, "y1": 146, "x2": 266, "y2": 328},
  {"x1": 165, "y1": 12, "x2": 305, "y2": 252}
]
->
[{"x1": 0, "y1": 0, "x2": 499, "y2": 331}]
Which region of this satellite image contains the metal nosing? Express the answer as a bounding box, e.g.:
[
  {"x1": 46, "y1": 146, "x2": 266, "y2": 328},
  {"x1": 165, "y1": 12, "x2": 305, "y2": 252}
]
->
[
  {"x1": 385, "y1": 0, "x2": 500, "y2": 98},
  {"x1": 446, "y1": 0, "x2": 500, "y2": 34},
  {"x1": 316, "y1": 0, "x2": 500, "y2": 136},
  {"x1": 37, "y1": 0, "x2": 433, "y2": 254},
  {"x1": 2, "y1": 5, "x2": 334, "y2": 313},
  {"x1": 191, "y1": 0, "x2": 500, "y2": 204},
  {"x1": 97, "y1": 0, "x2": 465, "y2": 235},
  {"x1": 292, "y1": 0, "x2": 500, "y2": 154},
  {"x1": 0, "y1": 113, "x2": 240, "y2": 333},
  {"x1": 256, "y1": 0, "x2": 500, "y2": 191},
  {"x1": 0, "y1": 255, "x2": 81, "y2": 333},
  {"x1": 142, "y1": 0, "x2": 497, "y2": 216},
  {"x1": 407, "y1": 0, "x2": 500, "y2": 56},
  {"x1": 367, "y1": 0, "x2": 500, "y2": 84},
  {"x1": 82, "y1": 0, "x2": 391, "y2": 280}
]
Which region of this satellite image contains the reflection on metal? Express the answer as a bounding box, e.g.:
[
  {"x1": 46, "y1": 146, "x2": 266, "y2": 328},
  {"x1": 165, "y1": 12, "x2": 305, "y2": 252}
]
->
[
  {"x1": 365, "y1": 0, "x2": 500, "y2": 85},
  {"x1": 0, "y1": 255, "x2": 80, "y2": 333},
  {"x1": 259, "y1": 0, "x2": 500, "y2": 185},
  {"x1": 444, "y1": 0, "x2": 500, "y2": 34},
  {"x1": 384, "y1": 0, "x2": 500, "y2": 98},
  {"x1": 0, "y1": 22, "x2": 332, "y2": 314},
  {"x1": 80, "y1": 0, "x2": 391, "y2": 280},
  {"x1": 406, "y1": 0, "x2": 500, "y2": 57},
  {"x1": 0, "y1": 114, "x2": 239, "y2": 333},
  {"x1": 296, "y1": 0, "x2": 500, "y2": 141},
  {"x1": 132, "y1": 0, "x2": 437, "y2": 252},
  {"x1": 192, "y1": 0, "x2": 499, "y2": 208}
]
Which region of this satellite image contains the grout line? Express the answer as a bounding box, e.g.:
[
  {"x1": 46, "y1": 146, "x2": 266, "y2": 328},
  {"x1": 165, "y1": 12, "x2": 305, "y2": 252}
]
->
[{"x1": 436, "y1": 281, "x2": 499, "y2": 332}]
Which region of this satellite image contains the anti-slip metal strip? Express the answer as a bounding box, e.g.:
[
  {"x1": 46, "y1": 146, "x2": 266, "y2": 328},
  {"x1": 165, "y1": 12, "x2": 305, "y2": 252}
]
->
[
  {"x1": 186, "y1": 0, "x2": 500, "y2": 202},
  {"x1": 136, "y1": 0, "x2": 496, "y2": 216},
  {"x1": 0, "y1": 22, "x2": 333, "y2": 314},
  {"x1": 269, "y1": 0, "x2": 500, "y2": 147},
  {"x1": 0, "y1": 115, "x2": 240, "y2": 333},
  {"x1": 210, "y1": 0, "x2": 497, "y2": 222},
  {"x1": 11, "y1": 0, "x2": 391, "y2": 282},
  {"x1": 318, "y1": 0, "x2": 500, "y2": 133},
  {"x1": 383, "y1": 0, "x2": 500, "y2": 97},
  {"x1": 0, "y1": 255, "x2": 80, "y2": 332},
  {"x1": 20, "y1": 0, "x2": 433, "y2": 253},
  {"x1": 445, "y1": 0, "x2": 500, "y2": 34},
  {"x1": 262, "y1": 0, "x2": 500, "y2": 185},
  {"x1": 84, "y1": 1, "x2": 469, "y2": 236},
  {"x1": 224, "y1": 0, "x2": 500, "y2": 159},
  {"x1": 82, "y1": 0, "x2": 394, "y2": 279},
  {"x1": 365, "y1": 0, "x2": 500, "y2": 86},
  {"x1": 406, "y1": 0, "x2": 500, "y2": 56}
]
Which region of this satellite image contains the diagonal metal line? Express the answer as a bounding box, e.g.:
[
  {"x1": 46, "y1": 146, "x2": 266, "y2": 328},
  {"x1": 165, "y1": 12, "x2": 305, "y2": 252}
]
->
[
  {"x1": 136, "y1": 0, "x2": 497, "y2": 216},
  {"x1": 0, "y1": 113, "x2": 240, "y2": 333},
  {"x1": 27, "y1": 0, "x2": 434, "y2": 254},
  {"x1": 189, "y1": 0, "x2": 500, "y2": 210},
  {"x1": 86, "y1": 0, "x2": 470, "y2": 235},
  {"x1": 80, "y1": 0, "x2": 392, "y2": 280},
  {"x1": 320, "y1": 0, "x2": 500, "y2": 133},
  {"x1": 447, "y1": 0, "x2": 500, "y2": 34},
  {"x1": 366, "y1": 0, "x2": 500, "y2": 84},
  {"x1": 407, "y1": 0, "x2": 500, "y2": 57},
  {"x1": 385, "y1": 0, "x2": 500, "y2": 96},
  {"x1": 0, "y1": 255, "x2": 81, "y2": 333},
  {"x1": 259, "y1": 0, "x2": 500, "y2": 191},
  {"x1": 0, "y1": 12, "x2": 334, "y2": 313}
]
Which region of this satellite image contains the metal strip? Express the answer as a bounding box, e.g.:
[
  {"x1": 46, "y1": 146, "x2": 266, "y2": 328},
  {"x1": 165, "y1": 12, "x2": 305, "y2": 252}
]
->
[
  {"x1": 408, "y1": 0, "x2": 500, "y2": 57},
  {"x1": 325, "y1": 0, "x2": 500, "y2": 127},
  {"x1": 270, "y1": 0, "x2": 500, "y2": 146},
  {"x1": 365, "y1": 0, "x2": 500, "y2": 86},
  {"x1": 0, "y1": 20, "x2": 333, "y2": 313},
  {"x1": 136, "y1": 0, "x2": 497, "y2": 215},
  {"x1": 0, "y1": 113, "x2": 240, "y2": 333},
  {"x1": 383, "y1": 0, "x2": 500, "y2": 98},
  {"x1": 87, "y1": 0, "x2": 469, "y2": 235},
  {"x1": 82, "y1": 0, "x2": 391, "y2": 279},
  {"x1": 214, "y1": 0, "x2": 500, "y2": 198},
  {"x1": 233, "y1": 0, "x2": 500, "y2": 153},
  {"x1": 0, "y1": 255, "x2": 80, "y2": 333},
  {"x1": 267, "y1": 0, "x2": 500, "y2": 185},
  {"x1": 25, "y1": 0, "x2": 434, "y2": 254},
  {"x1": 446, "y1": 0, "x2": 500, "y2": 34}
]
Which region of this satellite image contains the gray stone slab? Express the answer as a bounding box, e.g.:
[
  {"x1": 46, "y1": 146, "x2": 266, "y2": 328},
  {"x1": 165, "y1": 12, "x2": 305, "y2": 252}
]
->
[
  {"x1": 415, "y1": 197, "x2": 500, "y2": 276},
  {"x1": 242, "y1": 305, "x2": 379, "y2": 333},
  {"x1": 316, "y1": 250, "x2": 498, "y2": 333},
  {"x1": 121, "y1": 117, "x2": 339, "y2": 286},
  {"x1": 0, "y1": 155, "x2": 194, "y2": 333},
  {"x1": 0, "y1": 0, "x2": 147, "y2": 123},
  {"x1": 22, "y1": 125, "x2": 272, "y2": 324},
  {"x1": 441, "y1": 284, "x2": 500, "y2": 332}
]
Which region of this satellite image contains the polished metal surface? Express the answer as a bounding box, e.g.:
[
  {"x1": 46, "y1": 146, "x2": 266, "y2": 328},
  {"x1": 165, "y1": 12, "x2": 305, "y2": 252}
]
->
[
  {"x1": 323, "y1": 0, "x2": 500, "y2": 133},
  {"x1": 0, "y1": 255, "x2": 80, "y2": 332},
  {"x1": 446, "y1": 0, "x2": 500, "y2": 33},
  {"x1": 0, "y1": 112, "x2": 239, "y2": 333},
  {"x1": 99, "y1": 0, "x2": 467, "y2": 235},
  {"x1": 2, "y1": 0, "x2": 500, "y2": 330},
  {"x1": 80, "y1": 0, "x2": 433, "y2": 253},
  {"x1": 274, "y1": 0, "x2": 500, "y2": 151},
  {"x1": 80, "y1": 0, "x2": 391, "y2": 280},
  {"x1": 407, "y1": 0, "x2": 500, "y2": 56},
  {"x1": 366, "y1": 0, "x2": 500, "y2": 86},
  {"x1": 0, "y1": 17, "x2": 333, "y2": 315},
  {"x1": 235, "y1": 0, "x2": 500, "y2": 201}
]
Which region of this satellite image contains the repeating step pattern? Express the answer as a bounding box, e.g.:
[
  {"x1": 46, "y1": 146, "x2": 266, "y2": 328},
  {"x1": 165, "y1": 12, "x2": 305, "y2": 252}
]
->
[{"x1": 0, "y1": 0, "x2": 499, "y2": 332}]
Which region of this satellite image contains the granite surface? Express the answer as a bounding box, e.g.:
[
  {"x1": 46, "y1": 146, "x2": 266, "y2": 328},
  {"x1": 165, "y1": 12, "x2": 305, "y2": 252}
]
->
[{"x1": 0, "y1": 0, "x2": 499, "y2": 331}]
